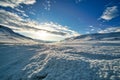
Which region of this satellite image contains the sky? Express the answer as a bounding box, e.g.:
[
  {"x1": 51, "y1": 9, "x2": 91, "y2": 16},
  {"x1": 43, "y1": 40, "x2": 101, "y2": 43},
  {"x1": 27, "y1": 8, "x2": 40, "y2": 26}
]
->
[{"x1": 0, "y1": 0, "x2": 120, "y2": 41}]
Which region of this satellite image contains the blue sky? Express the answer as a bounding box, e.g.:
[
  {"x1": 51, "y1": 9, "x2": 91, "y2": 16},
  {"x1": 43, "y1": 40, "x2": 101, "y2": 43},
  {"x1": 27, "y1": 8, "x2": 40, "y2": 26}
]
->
[{"x1": 0, "y1": 0, "x2": 120, "y2": 41}]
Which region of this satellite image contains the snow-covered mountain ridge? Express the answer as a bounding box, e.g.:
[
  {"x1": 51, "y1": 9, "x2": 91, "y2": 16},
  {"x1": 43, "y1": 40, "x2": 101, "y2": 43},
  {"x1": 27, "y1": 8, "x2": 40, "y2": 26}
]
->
[
  {"x1": 65, "y1": 32, "x2": 120, "y2": 41},
  {"x1": 0, "y1": 25, "x2": 36, "y2": 43}
]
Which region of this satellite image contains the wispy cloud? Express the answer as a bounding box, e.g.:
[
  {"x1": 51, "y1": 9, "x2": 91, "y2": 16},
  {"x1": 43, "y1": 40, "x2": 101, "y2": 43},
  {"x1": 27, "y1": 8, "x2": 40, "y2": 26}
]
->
[
  {"x1": 0, "y1": 0, "x2": 36, "y2": 17},
  {"x1": 43, "y1": 0, "x2": 51, "y2": 11},
  {"x1": 0, "y1": 10, "x2": 79, "y2": 41},
  {"x1": 42, "y1": 0, "x2": 56, "y2": 11},
  {"x1": 98, "y1": 27, "x2": 120, "y2": 33},
  {"x1": 0, "y1": 0, "x2": 36, "y2": 8},
  {"x1": 99, "y1": 6, "x2": 119, "y2": 21},
  {"x1": 75, "y1": 0, "x2": 82, "y2": 3}
]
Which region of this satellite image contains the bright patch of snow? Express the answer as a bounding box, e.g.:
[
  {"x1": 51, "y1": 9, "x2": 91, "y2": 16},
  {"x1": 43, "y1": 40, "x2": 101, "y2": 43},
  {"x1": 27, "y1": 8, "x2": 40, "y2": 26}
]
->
[
  {"x1": 0, "y1": 25, "x2": 36, "y2": 44},
  {"x1": 0, "y1": 27, "x2": 120, "y2": 80}
]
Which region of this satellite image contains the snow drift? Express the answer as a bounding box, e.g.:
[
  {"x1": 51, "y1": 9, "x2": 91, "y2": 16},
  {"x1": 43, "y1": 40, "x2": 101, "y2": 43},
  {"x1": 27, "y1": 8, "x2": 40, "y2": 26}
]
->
[{"x1": 0, "y1": 26, "x2": 120, "y2": 80}]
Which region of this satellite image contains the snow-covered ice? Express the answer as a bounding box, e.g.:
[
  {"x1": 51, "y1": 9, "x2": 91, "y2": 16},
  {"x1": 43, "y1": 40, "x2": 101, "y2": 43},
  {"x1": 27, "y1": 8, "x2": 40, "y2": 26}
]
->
[
  {"x1": 0, "y1": 26, "x2": 120, "y2": 80},
  {"x1": 0, "y1": 40, "x2": 120, "y2": 80}
]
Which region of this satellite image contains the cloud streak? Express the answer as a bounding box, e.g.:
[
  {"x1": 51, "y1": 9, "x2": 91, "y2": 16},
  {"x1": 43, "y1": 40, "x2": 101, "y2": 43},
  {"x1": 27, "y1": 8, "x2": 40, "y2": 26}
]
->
[
  {"x1": 0, "y1": 9, "x2": 79, "y2": 41},
  {"x1": 98, "y1": 27, "x2": 120, "y2": 33},
  {"x1": 0, "y1": 0, "x2": 36, "y2": 8},
  {"x1": 99, "y1": 6, "x2": 119, "y2": 21}
]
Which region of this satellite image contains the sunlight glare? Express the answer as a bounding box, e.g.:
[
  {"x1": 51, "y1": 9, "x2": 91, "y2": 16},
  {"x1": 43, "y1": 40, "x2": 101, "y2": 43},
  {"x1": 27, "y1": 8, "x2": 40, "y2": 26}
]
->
[{"x1": 36, "y1": 31, "x2": 49, "y2": 40}]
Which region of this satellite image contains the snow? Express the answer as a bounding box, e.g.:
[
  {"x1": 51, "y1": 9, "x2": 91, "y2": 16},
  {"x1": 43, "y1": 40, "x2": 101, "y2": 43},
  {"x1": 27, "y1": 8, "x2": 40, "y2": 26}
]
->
[
  {"x1": 0, "y1": 25, "x2": 36, "y2": 43},
  {"x1": 0, "y1": 26, "x2": 120, "y2": 80},
  {"x1": 0, "y1": 40, "x2": 120, "y2": 80},
  {"x1": 65, "y1": 32, "x2": 120, "y2": 41}
]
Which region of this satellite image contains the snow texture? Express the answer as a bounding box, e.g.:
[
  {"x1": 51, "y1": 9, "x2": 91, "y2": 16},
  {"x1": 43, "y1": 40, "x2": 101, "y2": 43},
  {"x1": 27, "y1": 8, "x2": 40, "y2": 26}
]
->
[{"x1": 0, "y1": 26, "x2": 120, "y2": 80}]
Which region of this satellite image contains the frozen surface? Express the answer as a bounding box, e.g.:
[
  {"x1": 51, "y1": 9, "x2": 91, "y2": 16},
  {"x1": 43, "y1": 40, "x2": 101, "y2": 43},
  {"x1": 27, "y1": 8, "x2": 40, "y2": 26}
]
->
[
  {"x1": 0, "y1": 26, "x2": 120, "y2": 80},
  {"x1": 0, "y1": 40, "x2": 120, "y2": 80}
]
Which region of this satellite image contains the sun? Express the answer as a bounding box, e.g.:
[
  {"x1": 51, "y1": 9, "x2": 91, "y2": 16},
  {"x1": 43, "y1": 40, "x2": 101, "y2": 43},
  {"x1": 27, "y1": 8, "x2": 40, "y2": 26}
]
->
[{"x1": 34, "y1": 31, "x2": 49, "y2": 40}]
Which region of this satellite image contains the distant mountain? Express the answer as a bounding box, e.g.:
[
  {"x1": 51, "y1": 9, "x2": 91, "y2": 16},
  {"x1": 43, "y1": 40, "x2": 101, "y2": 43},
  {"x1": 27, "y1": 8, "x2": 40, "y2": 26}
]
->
[
  {"x1": 0, "y1": 25, "x2": 36, "y2": 43},
  {"x1": 65, "y1": 32, "x2": 120, "y2": 41}
]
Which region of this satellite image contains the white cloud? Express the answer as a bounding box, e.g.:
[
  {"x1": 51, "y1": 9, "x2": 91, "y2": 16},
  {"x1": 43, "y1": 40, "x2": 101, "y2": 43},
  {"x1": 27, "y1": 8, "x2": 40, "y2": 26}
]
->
[
  {"x1": 15, "y1": 8, "x2": 28, "y2": 17},
  {"x1": 42, "y1": 0, "x2": 53, "y2": 11},
  {"x1": 91, "y1": 29, "x2": 95, "y2": 31},
  {"x1": 0, "y1": 0, "x2": 36, "y2": 8},
  {"x1": 0, "y1": 0, "x2": 31, "y2": 18},
  {"x1": 23, "y1": 0, "x2": 36, "y2": 5},
  {"x1": 87, "y1": 25, "x2": 97, "y2": 33},
  {"x1": 0, "y1": 10, "x2": 79, "y2": 41},
  {"x1": 99, "y1": 6, "x2": 119, "y2": 21},
  {"x1": 98, "y1": 27, "x2": 120, "y2": 33},
  {"x1": 89, "y1": 25, "x2": 94, "y2": 28}
]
